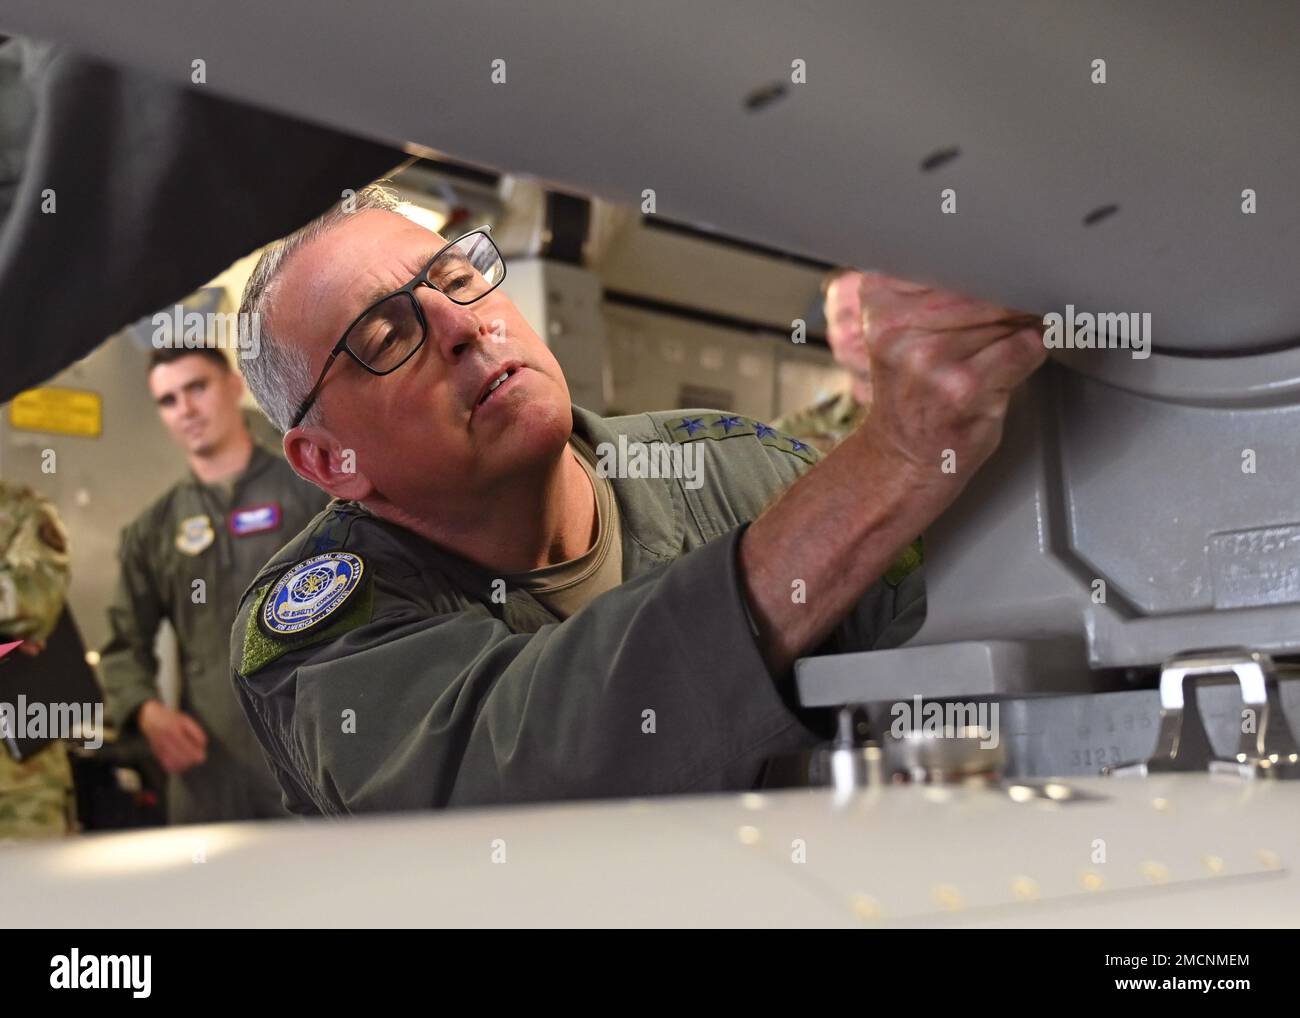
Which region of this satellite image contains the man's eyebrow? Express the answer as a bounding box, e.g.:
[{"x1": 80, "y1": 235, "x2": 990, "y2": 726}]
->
[{"x1": 357, "y1": 250, "x2": 444, "y2": 309}]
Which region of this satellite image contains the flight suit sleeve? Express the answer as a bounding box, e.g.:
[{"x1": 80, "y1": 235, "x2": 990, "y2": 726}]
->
[
  {"x1": 232, "y1": 530, "x2": 823, "y2": 816},
  {"x1": 98, "y1": 523, "x2": 165, "y2": 730}
]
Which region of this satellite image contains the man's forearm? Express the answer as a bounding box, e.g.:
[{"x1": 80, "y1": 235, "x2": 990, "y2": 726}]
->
[{"x1": 737, "y1": 425, "x2": 956, "y2": 676}]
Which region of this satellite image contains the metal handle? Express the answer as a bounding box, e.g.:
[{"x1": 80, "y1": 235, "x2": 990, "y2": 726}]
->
[{"x1": 1106, "y1": 646, "x2": 1298, "y2": 778}]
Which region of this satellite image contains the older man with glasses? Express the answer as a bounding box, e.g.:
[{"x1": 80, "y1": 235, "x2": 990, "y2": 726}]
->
[{"x1": 232, "y1": 184, "x2": 1046, "y2": 816}]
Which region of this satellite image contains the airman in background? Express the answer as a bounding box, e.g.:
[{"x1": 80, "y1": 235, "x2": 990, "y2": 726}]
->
[
  {"x1": 772, "y1": 268, "x2": 871, "y2": 453},
  {"x1": 99, "y1": 347, "x2": 328, "y2": 824}
]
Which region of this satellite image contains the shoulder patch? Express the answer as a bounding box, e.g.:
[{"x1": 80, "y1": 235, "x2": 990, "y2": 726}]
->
[
  {"x1": 175, "y1": 514, "x2": 215, "y2": 556},
  {"x1": 240, "y1": 553, "x2": 373, "y2": 676},
  {"x1": 259, "y1": 551, "x2": 366, "y2": 638},
  {"x1": 664, "y1": 414, "x2": 817, "y2": 465}
]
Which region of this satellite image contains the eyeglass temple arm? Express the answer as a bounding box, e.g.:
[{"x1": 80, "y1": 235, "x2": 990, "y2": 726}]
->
[{"x1": 290, "y1": 347, "x2": 344, "y2": 429}]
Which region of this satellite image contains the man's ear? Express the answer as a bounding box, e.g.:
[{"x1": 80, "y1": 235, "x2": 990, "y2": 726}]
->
[{"x1": 283, "y1": 426, "x2": 374, "y2": 501}]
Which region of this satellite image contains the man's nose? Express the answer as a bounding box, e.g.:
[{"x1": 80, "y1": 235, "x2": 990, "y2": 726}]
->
[{"x1": 419, "y1": 286, "x2": 489, "y2": 363}]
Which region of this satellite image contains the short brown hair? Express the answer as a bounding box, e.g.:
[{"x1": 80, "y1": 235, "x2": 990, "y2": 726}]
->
[
  {"x1": 818, "y1": 266, "x2": 858, "y2": 298},
  {"x1": 147, "y1": 346, "x2": 231, "y2": 375}
]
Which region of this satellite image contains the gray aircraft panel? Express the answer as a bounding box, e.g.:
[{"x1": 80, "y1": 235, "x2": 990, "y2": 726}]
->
[{"x1": 1, "y1": 0, "x2": 1296, "y2": 352}]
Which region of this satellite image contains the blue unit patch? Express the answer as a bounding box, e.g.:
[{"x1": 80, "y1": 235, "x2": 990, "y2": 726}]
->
[{"x1": 259, "y1": 552, "x2": 366, "y2": 638}]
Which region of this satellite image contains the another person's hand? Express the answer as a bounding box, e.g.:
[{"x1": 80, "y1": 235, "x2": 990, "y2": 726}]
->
[
  {"x1": 138, "y1": 700, "x2": 208, "y2": 774},
  {"x1": 856, "y1": 271, "x2": 1046, "y2": 499}
]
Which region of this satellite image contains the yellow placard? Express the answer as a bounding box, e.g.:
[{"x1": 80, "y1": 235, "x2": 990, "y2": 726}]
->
[{"x1": 7, "y1": 387, "x2": 103, "y2": 438}]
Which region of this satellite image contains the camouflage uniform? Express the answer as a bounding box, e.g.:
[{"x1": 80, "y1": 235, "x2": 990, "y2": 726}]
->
[
  {"x1": 770, "y1": 390, "x2": 868, "y2": 455},
  {"x1": 0, "y1": 482, "x2": 75, "y2": 839}
]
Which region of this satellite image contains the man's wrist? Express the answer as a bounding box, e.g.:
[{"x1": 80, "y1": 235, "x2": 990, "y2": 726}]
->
[
  {"x1": 844, "y1": 420, "x2": 967, "y2": 521},
  {"x1": 135, "y1": 699, "x2": 165, "y2": 729}
]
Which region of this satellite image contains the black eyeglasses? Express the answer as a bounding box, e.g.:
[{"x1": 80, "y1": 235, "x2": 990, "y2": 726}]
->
[{"x1": 289, "y1": 227, "x2": 507, "y2": 429}]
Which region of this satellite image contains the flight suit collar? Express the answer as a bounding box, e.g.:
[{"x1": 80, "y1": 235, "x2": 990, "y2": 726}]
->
[
  {"x1": 351, "y1": 406, "x2": 682, "y2": 569},
  {"x1": 329, "y1": 500, "x2": 559, "y2": 630},
  {"x1": 570, "y1": 406, "x2": 680, "y2": 568},
  {"x1": 179, "y1": 442, "x2": 275, "y2": 493},
  {"x1": 316, "y1": 407, "x2": 684, "y2": 629}
]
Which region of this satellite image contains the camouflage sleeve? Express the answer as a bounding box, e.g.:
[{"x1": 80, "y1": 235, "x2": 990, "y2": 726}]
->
[
  {"x1": 767, "y1": 405, "x2": 808, "y2": 438},
  {"x1": 0, "y1": 497, "x2": 70, "y2": 644},
  {"x1": 769, "y1": 401, "x2": 841, "y2": 456},
  {"x1": 0, "y1": 740, "x2": 74, "y2": 838},
  {"x1": 98, "y1": 522, "x2": 164, "y2": 730}
]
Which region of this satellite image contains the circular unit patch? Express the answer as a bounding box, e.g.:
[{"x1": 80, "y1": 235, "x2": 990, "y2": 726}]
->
[{"x1": 260, "y1": 552, "x2": 365, "y2": 638}]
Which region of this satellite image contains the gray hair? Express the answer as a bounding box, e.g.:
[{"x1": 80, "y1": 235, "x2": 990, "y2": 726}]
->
[{"x1": 239, "y1": 183, "x2": 405, "y2": 432}]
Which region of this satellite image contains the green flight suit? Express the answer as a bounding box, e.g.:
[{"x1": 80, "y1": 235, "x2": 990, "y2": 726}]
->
[
  {"x1": 100, "y1": 445, "x2": 328, "y2": 823},
  {"x1": 231, "y1": 408, "x2": 926, "y2": 816}
]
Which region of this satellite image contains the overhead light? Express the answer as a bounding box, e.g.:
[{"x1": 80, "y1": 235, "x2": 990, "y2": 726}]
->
[{"x1": 398, "y1": 202, "x2": 449, "y2": 235}]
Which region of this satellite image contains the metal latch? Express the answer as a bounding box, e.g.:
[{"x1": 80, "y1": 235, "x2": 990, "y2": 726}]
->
[{"x1": 1105, "y1": 647, "x2": 1300, "y2": 779}]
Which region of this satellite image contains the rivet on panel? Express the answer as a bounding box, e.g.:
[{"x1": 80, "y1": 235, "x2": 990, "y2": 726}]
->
[
  {"x1": 932, "y1": 884, "x2": 964, "y2": 910},
  {"x1": 1141, "y1": 861, "x2": 1169, "y2": 884},
  {"x1": 1011, "y1": 876, "x2": 1040, "y2": 901},
  {"x1": 1257, "y1": 849, "x2": 1281, "y2": 870},
  {"x1": 851, "y1": 894, "x2": 883, "y2": 921}
]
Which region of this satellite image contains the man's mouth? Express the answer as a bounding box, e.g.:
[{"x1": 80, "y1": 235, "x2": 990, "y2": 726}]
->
[{"x1": 475, "y1": 363, "x2": 522, "y2": 408}]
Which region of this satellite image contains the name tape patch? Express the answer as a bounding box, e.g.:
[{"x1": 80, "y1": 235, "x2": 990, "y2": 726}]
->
[{"x1": 230, "y1": 502, "x2": 282, "y2": 536}]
